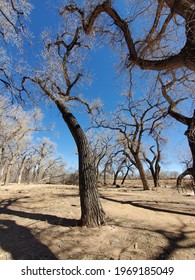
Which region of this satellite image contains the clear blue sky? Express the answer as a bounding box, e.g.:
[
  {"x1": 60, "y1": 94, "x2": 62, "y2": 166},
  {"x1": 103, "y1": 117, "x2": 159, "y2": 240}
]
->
[{"x1": 26, "y1": 0, "x2": 189, "y2": 173}]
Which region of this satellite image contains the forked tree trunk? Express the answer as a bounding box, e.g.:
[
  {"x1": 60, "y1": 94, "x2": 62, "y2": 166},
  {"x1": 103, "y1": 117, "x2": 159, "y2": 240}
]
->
[
  {"x1": 56, "y1": 100, "x2": 105, "y2": 227},
  {"x1": 149, "y1": 163, "x2": 161, "y2": 188}
]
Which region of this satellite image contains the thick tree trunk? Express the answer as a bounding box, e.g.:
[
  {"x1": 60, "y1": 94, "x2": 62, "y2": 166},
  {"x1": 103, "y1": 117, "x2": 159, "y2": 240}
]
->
[
  {"x1": 135, "y1": 156, "x2": 150, "y2": 190},
  {"x1": 55, "y1": 100, "x2": 105, "y2": 227}
]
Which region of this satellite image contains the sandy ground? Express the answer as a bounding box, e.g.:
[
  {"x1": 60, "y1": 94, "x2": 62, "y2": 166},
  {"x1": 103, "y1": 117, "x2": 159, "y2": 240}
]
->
[{"x1": 0, "y1": 181, "x2": 195, "y2": 260}]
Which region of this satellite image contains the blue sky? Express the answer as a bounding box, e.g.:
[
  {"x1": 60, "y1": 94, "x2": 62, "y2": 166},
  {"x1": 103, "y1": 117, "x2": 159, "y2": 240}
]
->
[{"x1": 26, "y1": 0, "x2": 189, "y2": 173}]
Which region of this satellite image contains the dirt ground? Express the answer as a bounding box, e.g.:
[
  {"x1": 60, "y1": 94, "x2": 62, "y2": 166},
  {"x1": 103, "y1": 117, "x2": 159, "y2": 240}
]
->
[{"x1": 0, "y1": 180, "x2": 195, "y2": 260}]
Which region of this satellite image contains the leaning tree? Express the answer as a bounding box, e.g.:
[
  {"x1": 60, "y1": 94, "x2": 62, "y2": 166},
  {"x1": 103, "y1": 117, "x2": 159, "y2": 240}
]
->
[
  {"x1": 61, "y1": 0, "x2": 195, "y2": 187},
  {"x1": 22, "y1": 25, "x2": 105, "y2": 227}
]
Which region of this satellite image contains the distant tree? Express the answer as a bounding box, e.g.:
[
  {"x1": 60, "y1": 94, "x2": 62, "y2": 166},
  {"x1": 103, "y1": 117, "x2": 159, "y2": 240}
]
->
[
  {"x1": 142, "y1": 128, "x2": 167, "y2": 188},
  {"x1": 87, "y1": 130, "x2": 115, "y2": 182},
  {"x1": 93, "y1": 92, "x2": 167, "y2": 190},
  {"x1": 0, "y1": 96, "x2": 42, "y2": 185}
]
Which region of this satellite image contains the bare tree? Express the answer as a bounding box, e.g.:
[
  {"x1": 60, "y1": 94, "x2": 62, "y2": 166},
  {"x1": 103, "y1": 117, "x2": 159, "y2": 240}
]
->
[
  {"x1": 22, "y1": 24, "x2": 105, "y2": 226},
  {"x1": 0, "y1": 0, "x2": 32, "y2": 96},
  {"x1": 142, "y1": 129, "x2": 167, "y2": 188},
  {"x1": 160, "y1": 78, "x2": 195, "y2": 187},
  {"x1": 87, "y1": 130, "x2": 114, "y2": 182},
  {"x1": 93, "y1": 93, "x2": 167, "y2": 190},
  {"x1": 0, "y1": 97, "x2": 43, "y2": 185},
  {"x1": 60, "y1": 0, "x2": 195, "y2": 71}
]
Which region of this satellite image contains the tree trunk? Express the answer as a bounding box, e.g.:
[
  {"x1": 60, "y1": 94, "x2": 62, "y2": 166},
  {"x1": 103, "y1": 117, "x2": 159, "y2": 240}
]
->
[
  {"x1": 113, "y1": 169, "x2": 120, "y2": 185},
  {"x1": 121, "y1": 167, "x2": 130, "y2": 185},
  {"x1": 0, "y1": 165, "x2": 5, "y2": 185},
  {"x1": 135, "y1": 156, "x2": 150, "y2": 190},
  {"x1": 149, "y1": 163, "x2": 161, "y2": 188},
  {"x1": 177, "y1": 168, "x2": 193, "y2": 188},
  {"x1": 18, "y1": 156, "x2": 26, "y2": 184},
  {"x1": 56, "y1": 100, "x2": 105, "y2": 227},
  {"x1": 102, "y1": 162, "x2": 110, "y2": 185},
  {"x1": 4, "y1": 156, "x2": 16, "y2": 185}
]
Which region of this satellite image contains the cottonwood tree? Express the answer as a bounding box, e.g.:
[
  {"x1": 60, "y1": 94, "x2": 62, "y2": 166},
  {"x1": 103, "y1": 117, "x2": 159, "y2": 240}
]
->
[
  {"x1": 0, "y1": 0, "x2": 32, "y2": 96},
  {"x1": 111, "y1": 151, "x2": 133, "y2": 186},
  {"x1": 0, "y1": 96, "x2": 42, "y2": 185},
  {"x1": 29, "y1": 138, "x2": 66, "y2": 184},
  {"x1": 87, "y1": 130, "x2": 118, "y2": 184},
  {"x1": 60, "y1": 1, "x2": 194, "y2": 189},
  {"x1": 160, "y1": 77, "x2": 195, "y2": 188},
  {"x1": 61, "y1": 0, "x2": 195, "y2": 71},
  {"x1": 142, "y1": 128, "x2": 167, "y2": 188},
  {"x1": 88, "y1": 129, "x2": 134, "y2": 185},
  {"x1": 93, "y1": 93, "x2": 167, "y2": 190},
  {"x1": 22, "y1": 24, "x2": 105, "y2": 227}
]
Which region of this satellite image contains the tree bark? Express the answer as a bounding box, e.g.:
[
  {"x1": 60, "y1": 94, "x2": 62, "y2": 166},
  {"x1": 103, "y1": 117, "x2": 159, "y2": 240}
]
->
[
  {"x1": 55, "y1": 100, "x2": 105, "y2": 227},
  {"x1": 4, "y1": 156, "x2": 16, "y2": 185},
  {"x1": 135, "y1": 156, "x2": 150, "y2": 190},
  {"x1": 18, "y1": 156, "x2": 26, "y2": 184}
]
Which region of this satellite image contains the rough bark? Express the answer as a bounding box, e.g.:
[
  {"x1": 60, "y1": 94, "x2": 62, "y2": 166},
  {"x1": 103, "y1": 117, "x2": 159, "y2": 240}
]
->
[
  {"x1": 55, "y1": 100, "x2": 105, "y2": 227},
  {"x1": 135, "y1": 156, "x2": 150, "y2": 190}
]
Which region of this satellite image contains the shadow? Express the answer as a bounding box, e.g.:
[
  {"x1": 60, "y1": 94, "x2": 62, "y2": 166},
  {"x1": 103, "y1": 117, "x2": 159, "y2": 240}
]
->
[
  {"x1": 0, "y1": 219, "x2": 58, "y2": 260},
  {"x1": 155, "y1": 226, "x2": 195, "y2": 260},
  {"x1": 131, "y1": 224, "x2": 195, "y2": 260},
  {"x1": 0, "y1": 198, "x2": 80, "y2": 227},
  {"x1": 100, "y1": 195, "x2": 195, "y2": 217}
]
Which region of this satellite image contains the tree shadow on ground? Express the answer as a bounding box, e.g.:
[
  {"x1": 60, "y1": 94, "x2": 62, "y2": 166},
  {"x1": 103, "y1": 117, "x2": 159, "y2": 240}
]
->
[
  {"x1": 0, "y1": 219, "x2": 58, "y2": 260},
  {"x1": 155, "y1": 227, "x2": 195, "y2": 259},
  {"x1": 131, "y1": 223, "x2": 195, "y2": 260},
  {"x1": 100, "y1": 195, "x2": 195, "y2": 217},
  {"x1": 0, "y1": 198, "x2": 80, "y2": 227}
]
